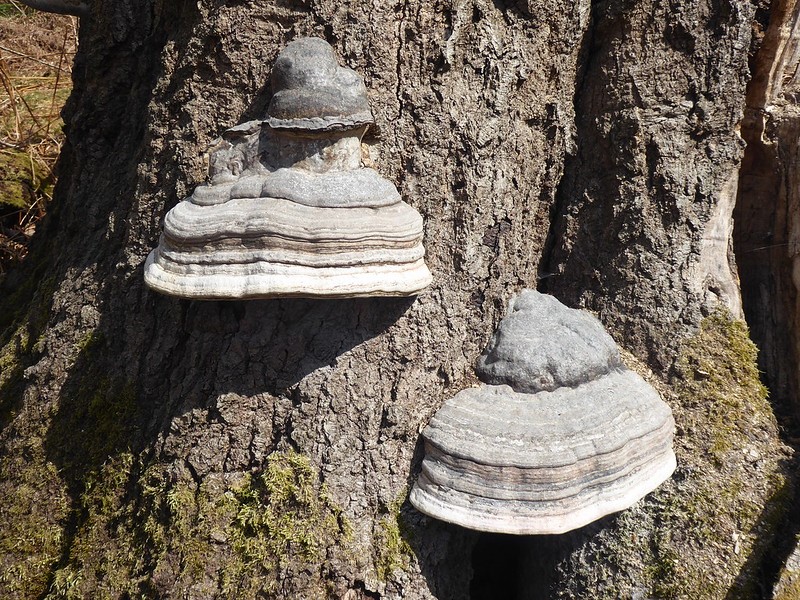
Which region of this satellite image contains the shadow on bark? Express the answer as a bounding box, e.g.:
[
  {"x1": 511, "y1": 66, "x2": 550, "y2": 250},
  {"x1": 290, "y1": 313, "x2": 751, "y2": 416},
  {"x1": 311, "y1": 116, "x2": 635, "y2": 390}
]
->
[
  {"x1": 412, "y1": 509, "x2": 615, "y2": 600},
  {"x1": 722, "y1": 455, "x2": 799, "y2": 600},
  {"x1": 399, "y1": 437, "x2": 478, "y2": 599},
  {"x1": 41, "y1": 286, "x2": 414, "y2": 576},
  {"x1": 402, "y1": 507, "x2": 477, "y2": 599}
]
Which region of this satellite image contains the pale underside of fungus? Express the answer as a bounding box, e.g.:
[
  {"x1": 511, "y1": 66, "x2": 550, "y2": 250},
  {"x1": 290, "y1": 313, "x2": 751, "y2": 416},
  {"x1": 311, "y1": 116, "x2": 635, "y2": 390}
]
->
[
  {"x1": 144, "y1": 37, "x2": 431, "y2": 299},
  {"x1": 410, "y1": 290, "x2": 677, "y2": 535}
]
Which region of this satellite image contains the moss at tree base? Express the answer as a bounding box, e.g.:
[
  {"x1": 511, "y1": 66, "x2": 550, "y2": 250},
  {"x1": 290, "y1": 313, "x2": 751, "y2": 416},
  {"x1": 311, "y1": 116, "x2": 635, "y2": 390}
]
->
[{"x1": 550, "y1": 310, "x2": 794, "y2": 599}]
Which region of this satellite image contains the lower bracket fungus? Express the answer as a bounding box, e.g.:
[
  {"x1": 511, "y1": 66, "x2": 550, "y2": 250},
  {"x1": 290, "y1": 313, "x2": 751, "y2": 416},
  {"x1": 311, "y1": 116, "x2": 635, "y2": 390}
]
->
[
  {"x1": 410, "y1": 290, "x2": 676, "y2": 535},
  {"x1": 144, "y1": 37, "x2": 431, "y2": 299}
]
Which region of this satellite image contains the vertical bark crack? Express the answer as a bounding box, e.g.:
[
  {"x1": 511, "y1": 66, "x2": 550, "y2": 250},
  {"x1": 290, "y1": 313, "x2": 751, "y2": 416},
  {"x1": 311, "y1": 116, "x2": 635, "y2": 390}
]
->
[{"x1": 537, "y1": 0, "x2": 596, "y2": 293}]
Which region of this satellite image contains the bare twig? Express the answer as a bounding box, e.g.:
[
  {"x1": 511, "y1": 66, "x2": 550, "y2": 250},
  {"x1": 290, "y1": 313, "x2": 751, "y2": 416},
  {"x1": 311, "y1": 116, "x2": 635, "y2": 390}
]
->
[
  {"x1": 45, "y1": 25, "x2": 69, "y2": 138},
  {"x1": 15, "y1": 0, "x2": 88, "y2": 17},
  {"x1": 7, "y1": 1, "x2": 28, "y2": 17}
]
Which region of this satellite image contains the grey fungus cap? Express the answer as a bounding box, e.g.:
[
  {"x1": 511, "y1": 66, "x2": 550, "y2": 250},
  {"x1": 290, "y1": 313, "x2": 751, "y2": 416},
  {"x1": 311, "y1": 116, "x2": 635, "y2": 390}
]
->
[
  {"x1": 476, "y1": 291, "x2": 624, "y2": 393},
  {"x1": 267, "y1": 37, "x2": 374, "y2": 131}
]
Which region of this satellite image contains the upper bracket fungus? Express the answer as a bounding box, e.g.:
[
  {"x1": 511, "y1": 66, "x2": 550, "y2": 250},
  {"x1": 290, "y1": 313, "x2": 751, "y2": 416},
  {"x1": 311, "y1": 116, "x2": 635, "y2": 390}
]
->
[
  {"x1": 144, "y1": 37, "x2": 432, "y2": 299},
  {"x1": 410, "y1": 290, "x2": 676, "y2": 535}
]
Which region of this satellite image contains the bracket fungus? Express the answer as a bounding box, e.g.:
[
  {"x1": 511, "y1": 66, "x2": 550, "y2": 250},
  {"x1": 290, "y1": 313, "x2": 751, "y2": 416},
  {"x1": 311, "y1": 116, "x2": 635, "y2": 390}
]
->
[
  {"x1": 410, "y1": 290, "x2": 676, "y2": 535},
  {"x1": 144, "y1": 37, "x2": 431, "y2": 299}
]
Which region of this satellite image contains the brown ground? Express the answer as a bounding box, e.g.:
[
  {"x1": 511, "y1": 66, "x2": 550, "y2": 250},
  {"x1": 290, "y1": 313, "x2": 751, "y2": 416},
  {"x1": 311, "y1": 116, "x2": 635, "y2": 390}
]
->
[{"x1": 0, "y1": 2, "x2": 76, "y2": 274}]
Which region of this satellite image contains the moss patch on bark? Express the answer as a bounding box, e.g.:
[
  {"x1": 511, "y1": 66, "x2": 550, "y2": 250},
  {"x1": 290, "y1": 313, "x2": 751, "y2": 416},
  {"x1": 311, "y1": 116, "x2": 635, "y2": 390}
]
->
[
  {"x1": 554, "y1": 309, "x2": 793, "y2": 599},
  {"x1": 645, "y1": 310, "x2": 793, "y2": 598},
  {"x1": 374, "y1": 489, "x2": 413, "y2": 582},
  {"x1": 221, "y1": 450, "x2": 352, "y2": 596},
  {"x1": 0, "y1": 436, "x2": 69, "y2": 599},
  {"x1": 39, "y1": 450, "x2": 353, "y2": 598}
]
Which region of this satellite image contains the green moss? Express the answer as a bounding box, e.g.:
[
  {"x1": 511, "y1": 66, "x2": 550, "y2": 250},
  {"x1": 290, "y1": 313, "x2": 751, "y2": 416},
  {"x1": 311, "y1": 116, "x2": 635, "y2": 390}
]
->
[
  {"x1": 109, "y1": 450, "x2": 353, "y2": 598},
  {"x1": 645, "y1": 309, "x2": 789, "y2": 598},
  {"x1": 0, "y1": 150, "x2": 41, "y2": 211},
  {"x1": 676, "y1": 309, "x2": 770, "y2": 462},
  {"x1": 1, "y1": 344, "x2": 144, "y2": 599},
  {"x1": 80, "y1": 452, "x2": 135, "y2": 516},
  {"x1": 0, "y1": 275, "x2": 54, "y2": 426},
  {"x1": 375, "y1": 490, "x2": 412, "y2": 581},
  {"x1": 51, "y1": 378, "x2": 137, "y2": 479},
  {"x1": 75, "y1": 329, "x2": 102, "y2": 354},
  {"x1": 40, "y1": 373, "x2": 141, "y2": 598},
  {"x1": 0, "y1": 272, "x2": 53, "y2": 352},
  {"x1": 0, "y1": 273, "x2": 71, "y2": 599},
  {"x1": 647, "y1": 521, "x2": 722, "y2": 599},
  {"x1": 30, "y1": 327, "x2": 142, "y2": 599},
  {"x1": 0, "y1": 449, "x2": 69, "y2": 599},
  {"x1": 577, "y1": 309, "x2": 790, "y2": 599},
  {"x1": 44, "y1": 453, "x2": 141, "y2": 599},
  {"x1": 45, "y1": 566, "x2": 82, "y2": 599},
  {"x1": 0, "y1": 325, "x2": 26, "y2": 411},
  {"x1": 727, "y1": 472, "x2": 794, "y2": 600},
  {"x1": 221, "y1": 450, "x2": 350, "y2": 596}
]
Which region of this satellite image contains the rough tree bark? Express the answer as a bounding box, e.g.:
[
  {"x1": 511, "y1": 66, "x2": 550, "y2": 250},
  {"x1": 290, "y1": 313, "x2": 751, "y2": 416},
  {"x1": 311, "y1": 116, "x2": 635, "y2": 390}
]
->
[{"x1": 0, "y1": 0, "x2": 796, "y2": 599}]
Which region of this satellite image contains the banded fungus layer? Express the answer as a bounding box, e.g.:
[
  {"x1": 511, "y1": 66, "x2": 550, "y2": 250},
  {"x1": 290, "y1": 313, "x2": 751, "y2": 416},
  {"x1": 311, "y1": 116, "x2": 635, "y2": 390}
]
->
[
  {"x1": 410, "y1": 290, "x2": 676, "y2": 535},
  {"x1": 144, "y1": 37, "x2": 431, "y2": 299}
]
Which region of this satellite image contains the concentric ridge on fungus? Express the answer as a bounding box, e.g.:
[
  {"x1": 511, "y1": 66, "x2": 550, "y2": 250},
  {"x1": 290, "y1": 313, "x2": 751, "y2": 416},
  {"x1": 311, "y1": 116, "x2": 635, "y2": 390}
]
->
[
  {"x1": 410, "y1": 290, "x2": 676, "y2": 535},
  {"x1": 144, "y1": 37, "x2": 431, "y2": 299}
]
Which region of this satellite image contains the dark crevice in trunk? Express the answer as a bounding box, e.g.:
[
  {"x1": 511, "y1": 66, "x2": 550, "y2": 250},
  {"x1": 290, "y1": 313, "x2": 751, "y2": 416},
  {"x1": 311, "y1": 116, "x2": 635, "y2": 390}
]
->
[
  {"x1": 469, "y1": 532, "x2": 586, "y2": 599},
  {"x1": 470, "y1": 533, "x2": 524, "y2": 599},
  {"x1": 731, "y1": 2, "x2": 800, "y2": 595},
  {"x1": 537, "y1": 0, "x2": 597, "y2": 292},
  {"x1": 733, "y1": 120, "x2": 800, "y2": 600},
  {"x1": 733, "y1": 108, "x2": 798, "y2": 422}
]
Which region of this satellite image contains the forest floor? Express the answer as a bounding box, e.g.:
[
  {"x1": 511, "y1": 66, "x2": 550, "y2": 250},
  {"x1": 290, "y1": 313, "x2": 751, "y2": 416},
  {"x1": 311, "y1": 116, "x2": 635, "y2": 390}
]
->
[{"x1": 0, "y1": 2, "x2": 76, "y2": 275}]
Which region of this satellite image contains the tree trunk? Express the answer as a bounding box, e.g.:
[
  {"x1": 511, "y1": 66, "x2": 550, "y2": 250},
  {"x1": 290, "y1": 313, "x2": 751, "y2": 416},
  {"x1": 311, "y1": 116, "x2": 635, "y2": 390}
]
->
[{"x1": 0, "y1": 0, "x2": 796, "y2": 598}]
